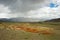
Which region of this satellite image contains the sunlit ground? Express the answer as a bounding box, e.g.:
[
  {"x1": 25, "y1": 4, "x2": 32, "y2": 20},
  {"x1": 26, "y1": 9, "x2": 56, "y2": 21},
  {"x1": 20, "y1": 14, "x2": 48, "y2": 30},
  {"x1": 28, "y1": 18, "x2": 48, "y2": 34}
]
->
[{"x1": 0, "y1": 22, "x2": 60, "y2": 40}]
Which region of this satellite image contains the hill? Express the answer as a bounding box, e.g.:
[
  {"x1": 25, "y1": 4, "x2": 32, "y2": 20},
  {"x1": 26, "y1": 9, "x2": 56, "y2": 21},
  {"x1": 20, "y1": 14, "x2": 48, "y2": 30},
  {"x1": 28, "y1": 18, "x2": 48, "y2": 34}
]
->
[{"x1": 45, "y1": 18, "x2": 60, "y2": 22}]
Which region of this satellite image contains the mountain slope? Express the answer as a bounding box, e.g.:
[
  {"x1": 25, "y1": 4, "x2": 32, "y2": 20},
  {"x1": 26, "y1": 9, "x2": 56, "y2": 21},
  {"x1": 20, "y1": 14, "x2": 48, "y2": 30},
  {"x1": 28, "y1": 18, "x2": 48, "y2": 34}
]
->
[{"x1": 45, "y1": 18, "x2": 60, "y2": 22}]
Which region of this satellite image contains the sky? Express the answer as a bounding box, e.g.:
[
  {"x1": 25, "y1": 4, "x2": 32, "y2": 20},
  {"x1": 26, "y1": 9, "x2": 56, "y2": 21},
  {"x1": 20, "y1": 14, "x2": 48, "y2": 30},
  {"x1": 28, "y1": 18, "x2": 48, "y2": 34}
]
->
[{"x1": 0, "y1": 0, "x2": 60, "y2": 21}]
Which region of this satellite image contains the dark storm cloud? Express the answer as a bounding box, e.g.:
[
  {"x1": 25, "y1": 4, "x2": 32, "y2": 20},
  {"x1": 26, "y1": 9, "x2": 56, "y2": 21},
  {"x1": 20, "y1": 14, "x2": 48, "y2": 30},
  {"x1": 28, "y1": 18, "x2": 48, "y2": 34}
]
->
[
  {"x1": 0, "y1": 0, "x2": 16, "y2": 6},
  {"x1": 0, "y1": 0, "x2": 47, "y2": 13}
]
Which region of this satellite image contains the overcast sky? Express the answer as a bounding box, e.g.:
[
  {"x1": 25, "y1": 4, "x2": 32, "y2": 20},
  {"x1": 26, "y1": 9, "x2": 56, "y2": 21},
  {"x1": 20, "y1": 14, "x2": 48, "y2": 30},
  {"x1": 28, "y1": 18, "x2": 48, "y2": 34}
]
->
[{"x1": 0, "y1": 0, "x2": 60, "y2": 21}]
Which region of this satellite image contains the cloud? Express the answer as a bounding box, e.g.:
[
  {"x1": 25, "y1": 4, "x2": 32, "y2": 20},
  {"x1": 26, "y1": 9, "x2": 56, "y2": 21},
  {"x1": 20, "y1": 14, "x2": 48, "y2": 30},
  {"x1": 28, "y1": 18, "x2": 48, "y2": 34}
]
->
[
  {"x1": 0, "y1": 0, "x2": 49, "y2": 13},
  {"x1": 0, "y1": 0, "x2": 60, "y2": 22},
  {"x1": 0, "y1": 0, "x2": 49, "y2": 17},
  {"x1": 0, "y1": 4, "x2": 11, "y2": 18},
  {"x1": 26, "y1": 6, "x2": 60, "y2": 20}
]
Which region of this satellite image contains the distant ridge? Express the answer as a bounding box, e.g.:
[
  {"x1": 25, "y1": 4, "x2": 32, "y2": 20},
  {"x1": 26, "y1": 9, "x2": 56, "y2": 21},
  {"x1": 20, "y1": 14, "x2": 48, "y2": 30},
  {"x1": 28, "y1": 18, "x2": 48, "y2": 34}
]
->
[
  {"x1": 0, "y1": 18, "x2": 60, "y2": 22},
  {"x1": 45, "y1": 18, "x2": 60, "y2": 22},
  {"x1": 0, "y1": 18, "x2": 43, "y2": 22}
]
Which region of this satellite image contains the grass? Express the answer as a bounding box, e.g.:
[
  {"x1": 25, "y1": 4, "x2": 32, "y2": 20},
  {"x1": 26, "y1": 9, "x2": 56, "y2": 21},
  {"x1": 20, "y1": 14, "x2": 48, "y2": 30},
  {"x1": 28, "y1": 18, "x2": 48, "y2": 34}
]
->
[{"x1": 0, "y1": 22, "x2": 60, "y2": 40}]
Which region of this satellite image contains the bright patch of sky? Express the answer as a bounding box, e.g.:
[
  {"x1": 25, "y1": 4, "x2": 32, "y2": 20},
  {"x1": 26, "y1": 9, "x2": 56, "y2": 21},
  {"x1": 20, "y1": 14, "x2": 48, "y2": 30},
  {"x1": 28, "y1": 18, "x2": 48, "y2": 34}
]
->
[
  {"x1": 0, "y1": 5, "x2": 11, "y2": 18},
  {"x1": 49, "y1": 3, "x2": 59, "y2": 8}
]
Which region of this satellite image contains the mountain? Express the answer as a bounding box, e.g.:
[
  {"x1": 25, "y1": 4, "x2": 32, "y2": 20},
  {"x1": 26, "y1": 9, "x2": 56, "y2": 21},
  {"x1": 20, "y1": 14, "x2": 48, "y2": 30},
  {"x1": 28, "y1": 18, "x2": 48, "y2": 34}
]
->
[
  {"x1": 0, "y1": 18, "x2": 43, "y2": 22},
  {"x1": 0, "y1": 18, "x2": 60, "y2": 22},
  {"x1": 0, "y1": 18, "x2": 9, "y2": 22},
  {"x1": 45, "y1": 18, "x2": 60, "y2": 22}
]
